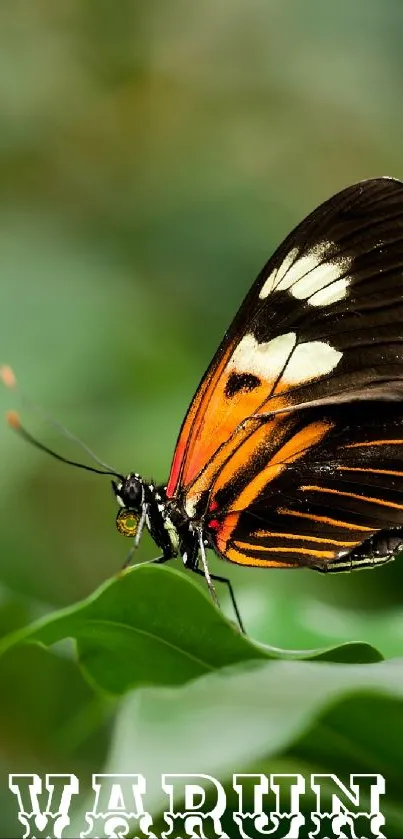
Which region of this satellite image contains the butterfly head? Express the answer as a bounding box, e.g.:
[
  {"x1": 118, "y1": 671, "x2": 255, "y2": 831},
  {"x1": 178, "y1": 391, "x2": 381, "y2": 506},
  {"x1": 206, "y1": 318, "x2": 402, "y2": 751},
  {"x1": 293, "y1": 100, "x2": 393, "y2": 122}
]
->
[{"x1": 112, "y1": 473, "x2": 145, "y2": 538}]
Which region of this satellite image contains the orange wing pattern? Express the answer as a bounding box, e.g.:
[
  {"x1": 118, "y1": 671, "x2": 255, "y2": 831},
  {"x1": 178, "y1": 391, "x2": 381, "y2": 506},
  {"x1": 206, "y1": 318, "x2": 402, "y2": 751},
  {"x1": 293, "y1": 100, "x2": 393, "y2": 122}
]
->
[
  {"x1": 209, "y1": 402, "x2": 403, "y2": 569},
  {"x1": 167, "y1": 178, "x2": 403, "y2": 570}
]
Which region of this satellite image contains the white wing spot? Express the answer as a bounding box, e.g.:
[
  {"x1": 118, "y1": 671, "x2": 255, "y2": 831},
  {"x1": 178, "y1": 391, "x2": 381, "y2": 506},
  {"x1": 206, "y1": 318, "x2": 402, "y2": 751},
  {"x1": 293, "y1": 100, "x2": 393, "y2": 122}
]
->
[
  {"x1": 283, "y1": 341, "x2": 342, "y2": 383},
  {"x1": 309, "y1": 277, "x2": 349, "y2": 307},
  {"x1": 227, "y1": 332, "x2": 297, "y2": 381},
  {"x1": 259, "y1": 248, "x2": 298, "y2": 298},
  {"x1": 259, "y1": 244, "x2": 352, "y2": 307}
]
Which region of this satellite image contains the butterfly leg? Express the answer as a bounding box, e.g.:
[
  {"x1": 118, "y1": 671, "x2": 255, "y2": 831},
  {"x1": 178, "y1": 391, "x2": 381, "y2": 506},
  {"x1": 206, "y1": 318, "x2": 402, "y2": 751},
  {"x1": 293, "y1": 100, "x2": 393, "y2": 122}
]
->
[
  {"x1": 122, "y1": 545, "x2": 137, "y2": 569},
  {"x1": 206, "y1": 572, "x2": 245, "y2": 633},
  {"x1": 316, "y1": 528, "x2": 403, "y2": 573},
  {"x1": 192, "y1": 565, "x2": 245, "y2": 632},
  {"x1": 122, "y1": 551, "x2": 171, "y2": 570},
  {"x1": 134, "y1": 505, "x2": 147, "y2": 547},
  {"x1": 121, "y1": 506, "x2": 148, "y2": 569},
  {"x1": 193, "y1": 532, "x2": 245, "y2": 631},
  {"x1": 148, "y1": 554, "x2": 171, "y2": 564},
  {"x1": 197, "y1": 532, "x2": 220, "y2": 608}
]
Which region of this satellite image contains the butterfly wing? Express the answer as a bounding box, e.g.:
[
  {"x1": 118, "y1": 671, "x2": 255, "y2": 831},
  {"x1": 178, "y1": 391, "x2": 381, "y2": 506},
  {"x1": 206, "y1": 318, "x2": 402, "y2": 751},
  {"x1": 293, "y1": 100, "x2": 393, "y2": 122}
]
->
[
  {"x1": 210, "y1": 401, "x2": 403, "y2": 569},
  {"x1": 166, "y1": 177, "x2": 403, "y2": 568}
]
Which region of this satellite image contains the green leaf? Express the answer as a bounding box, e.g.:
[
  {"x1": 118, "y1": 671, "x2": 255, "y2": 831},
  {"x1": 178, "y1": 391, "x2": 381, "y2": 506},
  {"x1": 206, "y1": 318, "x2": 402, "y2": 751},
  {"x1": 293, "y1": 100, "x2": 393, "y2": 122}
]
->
[
  {"x1": 0, "y1": 565, "x2": 382, "y2": 694},
  {"x1": 0, "y1": 644, "x2": 112, "y2": 839},
  {"x1": 245, "y1": 584, "x2": 403, "y2": 659},
  {"x1": 67, "y1": 656, "x2": 403, "y2": 837}
]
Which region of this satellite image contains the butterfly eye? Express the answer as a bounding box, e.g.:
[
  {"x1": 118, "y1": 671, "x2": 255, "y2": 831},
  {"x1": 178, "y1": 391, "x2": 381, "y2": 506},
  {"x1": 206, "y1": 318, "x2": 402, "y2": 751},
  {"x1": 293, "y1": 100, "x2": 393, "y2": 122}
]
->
[{"x1": 116, "y1": 509, "x2": 140, "y2": 538}]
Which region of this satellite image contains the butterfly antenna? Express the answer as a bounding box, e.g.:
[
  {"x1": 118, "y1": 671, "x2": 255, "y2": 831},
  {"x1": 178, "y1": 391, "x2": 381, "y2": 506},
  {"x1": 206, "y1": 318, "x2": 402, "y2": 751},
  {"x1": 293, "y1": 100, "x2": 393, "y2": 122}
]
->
[{"x1": 1, "y1": 365, "x2": 124, "y2": 480}]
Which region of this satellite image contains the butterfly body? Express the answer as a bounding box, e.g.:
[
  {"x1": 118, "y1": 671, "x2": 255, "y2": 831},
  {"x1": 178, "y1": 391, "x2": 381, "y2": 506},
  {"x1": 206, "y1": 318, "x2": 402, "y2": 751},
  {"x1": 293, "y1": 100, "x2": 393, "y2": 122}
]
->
[{"x1": 113, "y1": 475, "x2": 202, "y2": 569}]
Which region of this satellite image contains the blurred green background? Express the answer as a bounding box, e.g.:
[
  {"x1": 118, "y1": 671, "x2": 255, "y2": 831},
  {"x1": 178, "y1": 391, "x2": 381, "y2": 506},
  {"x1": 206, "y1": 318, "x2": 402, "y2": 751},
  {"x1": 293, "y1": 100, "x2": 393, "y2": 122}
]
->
[{"x1": 2, "y1": 0, "x2": 403, "y2": 835}]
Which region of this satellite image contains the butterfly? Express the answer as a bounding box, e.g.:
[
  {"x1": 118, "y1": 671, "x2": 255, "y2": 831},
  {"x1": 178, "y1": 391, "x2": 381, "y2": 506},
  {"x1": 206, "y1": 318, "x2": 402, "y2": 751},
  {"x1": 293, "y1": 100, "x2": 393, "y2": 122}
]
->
[{"x1": 6, "y1": 177, "x2": 403, "y2": 632}]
